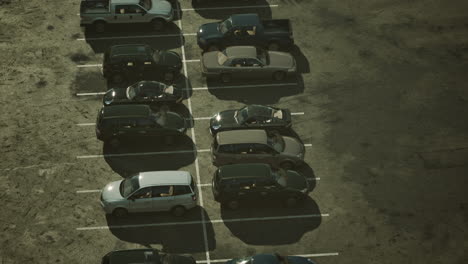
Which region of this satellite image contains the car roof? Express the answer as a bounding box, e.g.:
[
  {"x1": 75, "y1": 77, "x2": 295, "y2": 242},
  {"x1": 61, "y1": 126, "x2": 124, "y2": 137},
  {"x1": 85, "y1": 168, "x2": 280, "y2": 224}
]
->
[
  {"x1": 231, "y1": 13, "x2": 260, "y2": 27},
  {"x1": 110, "y1": 44, "x2": 151, "y2": 57},
  {"x1": 102, "y1": 104, "x2": 151, "y2": 119},
  {"x1": 111, "y1": 0, "x2": 139, "y2": 5},
  {"x1": 108, "y1": 249, "x2": 160, "y2": 264},
  {"x1": 216, "y1": 129, "x2": 267, "y2": 145},
  {"x1": 138, "y1": 171, "x2": 192, "y2": 187},
  {"x1": 225, "y1": 46, "x2": 257, "y2": 58},
  {"x1": 218, "y1": 163, "x2": 272, "y2": 180}
]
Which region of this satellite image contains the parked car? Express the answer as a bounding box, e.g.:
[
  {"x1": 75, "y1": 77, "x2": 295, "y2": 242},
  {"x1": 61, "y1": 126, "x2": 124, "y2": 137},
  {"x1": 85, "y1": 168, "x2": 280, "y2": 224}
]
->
[
  {"x1": 197, "y1": 13, "x2": 294, "y2": 51},
  {"x1": 79, "y1": 0, "x2": 174, "y2": 33},
  {"x1": 212, "y1": 163, "x2": 312, "y2": 209},
  {"x1": 102, "y1": 44, "x2": 182, "y2": 83},
  {"x1": 225, "y1": 254, "x2": 317, "y2": 264},
  {"x1": 103, "y1": 80, "x2": 184, "y2": 106},
  {"x1": 201, "y1": 46, "x2": 296, "y2": 82},
  {"x1": 102, "y1": 249, "x2": 196, "y2": 264},
  {"x1": 211, "y1": 129, "x2": 305, "y2": 169},
  {"x1": 101, "y1": 171, "x2": 198, "y2": 217},
  {"x1": 95, "y1": 104, "x2": 187, "y2": 143},
  {"x1": 210, "y1": 104, "x2": 292, "y2": 135}
]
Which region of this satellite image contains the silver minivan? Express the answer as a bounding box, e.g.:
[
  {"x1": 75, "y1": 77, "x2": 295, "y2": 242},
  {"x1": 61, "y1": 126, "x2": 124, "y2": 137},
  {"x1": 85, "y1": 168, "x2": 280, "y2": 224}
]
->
[{"x1": 100, "y1": 171, "x2": 197, "y2": 217}]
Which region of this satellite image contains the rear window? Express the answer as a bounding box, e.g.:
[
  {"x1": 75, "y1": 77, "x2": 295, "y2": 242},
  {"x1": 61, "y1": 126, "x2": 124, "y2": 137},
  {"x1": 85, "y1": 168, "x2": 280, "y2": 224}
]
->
[{"x1": 173, "y1": 185, "x2": 191, "y2": 195}]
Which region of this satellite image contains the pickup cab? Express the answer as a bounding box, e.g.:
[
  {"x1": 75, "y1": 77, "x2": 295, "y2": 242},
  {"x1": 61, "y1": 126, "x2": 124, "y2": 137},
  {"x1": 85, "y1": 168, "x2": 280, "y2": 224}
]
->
[
  {"x1": 197, "y1": 13, "x2": 294, "y2": 51},
  {"x1": 80, "y1": 0, "x2": 174, "y2": 33}
]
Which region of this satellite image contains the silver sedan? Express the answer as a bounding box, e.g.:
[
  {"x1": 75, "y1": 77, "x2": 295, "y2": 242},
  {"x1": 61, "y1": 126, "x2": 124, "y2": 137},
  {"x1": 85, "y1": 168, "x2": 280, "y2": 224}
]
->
[{"x1": 201, "y1": 46, "x2": 296, "y2": 83}]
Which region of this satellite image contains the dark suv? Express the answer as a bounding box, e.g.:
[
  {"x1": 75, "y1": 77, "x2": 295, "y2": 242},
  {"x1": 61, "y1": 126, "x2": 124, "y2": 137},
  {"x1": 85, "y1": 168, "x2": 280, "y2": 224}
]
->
[
  {"x1": 102, "y1": 44, "x2": 182, "y2": 83},
  {"x1": 95, "y1": 104, "x2": 187, "y2": 143},
  {"x1": 212, "y1": 163, "x2": 312, "y2": 209}
]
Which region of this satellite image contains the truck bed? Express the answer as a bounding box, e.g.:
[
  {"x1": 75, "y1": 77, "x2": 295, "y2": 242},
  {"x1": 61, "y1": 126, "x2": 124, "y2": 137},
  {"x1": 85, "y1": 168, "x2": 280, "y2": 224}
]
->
[
  {"x1": 261, "y1": 19, "x2": 292, "y2": 35},
  {"x1": 80, "y1": 0, "x2": 110, "y2": 14}
]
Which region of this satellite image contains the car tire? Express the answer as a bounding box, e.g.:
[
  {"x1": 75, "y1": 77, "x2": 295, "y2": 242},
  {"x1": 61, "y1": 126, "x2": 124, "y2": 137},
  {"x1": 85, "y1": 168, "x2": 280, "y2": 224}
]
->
[
  {"x1": 226, "y1": 200, "x2": 240, "y2": 210},
  {"x1": 152, "y1": 19, "x2": 166, "y2": 31},
  {"x1": 268, "y1": 41, "x2": 280, "y2": 51},
  {"x1": 280, "y1": 161, "x2": 294, "y2": 170},
  {"x1": 273, "y1": 71, "x2": 286, "y2": 81},
  {"x1": 207, "y1": 45, "x2": 219, "y2": 52},
  {"x1": 112, "y1": 208, "x2": 128, "y2": 217},
  {"x1": 171, "y1": 206, "x2": 186, "y2": 217},
  {"x1": 94, "y1": 21, "x2": 106, "y2": 33},
  {"x1": 220, "y1": 73, "x2": 231, "y2": 83},
  {"x1": 285, "y1": 197, "x2": 299, "y2": 208}
]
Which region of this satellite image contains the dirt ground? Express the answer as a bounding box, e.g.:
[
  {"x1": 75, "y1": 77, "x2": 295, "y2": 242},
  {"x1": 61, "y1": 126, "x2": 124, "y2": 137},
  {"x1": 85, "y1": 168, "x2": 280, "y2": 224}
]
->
[{"x1": 1, "y1": 0, "x2": 468, "y2": 263}]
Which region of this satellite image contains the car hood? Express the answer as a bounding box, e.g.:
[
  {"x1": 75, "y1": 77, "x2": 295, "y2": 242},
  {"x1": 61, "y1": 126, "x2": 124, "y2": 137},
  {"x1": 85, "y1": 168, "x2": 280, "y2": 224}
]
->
[
  {"x1": 202, "y1": 51, "x2": 221, "y2": 69},
  {"x1": 149, "y1": 0, "x2": 172, "y2": 15},
  {"x1": 285, "y1": 170, "x2": 309, "y2": 191},
  {"x1": 159, "y1": 51, "x2": 182, "y2": 68},
  {"x1": 282, "y1": 136, "x2": 304, "y2": 156},
  {"x1": 268, "y1": 51, "x2": 295, "y2": 68},
  {"x1": 198, "y1": 22, "x2": 223, "y2": 40},
  {"x1": 103, "y1": 88, "x2": 127, "y2": 105},
  {"x1": 210, "y1": 110, "x2": 237, "y2": 127},
  {"x1": 101, "y1": 180, "x2": 124, "y2": 202}
]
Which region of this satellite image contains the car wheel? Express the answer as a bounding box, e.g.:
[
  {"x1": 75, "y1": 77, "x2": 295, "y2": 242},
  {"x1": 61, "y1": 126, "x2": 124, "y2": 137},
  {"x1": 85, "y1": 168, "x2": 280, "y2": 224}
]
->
[
  {"x1": 280, "y1": 161, "x2": 294, "y2": 170},
  {"x1": 164, "y1": 71, "x2": 175, "y2": 82},
  {"x1": 226, "y1": 200, "x2": 240, "y2": 210},
  {"x1": 94, "y1": 21, "x2": 106, "y2": 33},
  {"x1": 273, "y1": 71, "x2": 286, "y2": 81},
  {"x1": 268, "y1": 42, "x2": 280, "y2": 51},
  {"x1": 112, "y1": 208, "x2": 128, "y2": 217},
  {"x1": 171, "y1": 206, "x2": 186, "y2": 217},
  {"x1": 285, "y1": 197, "x2": 298, "y2": 208},
  {"x1": 220, "y1": 73, "x2": 231, "y2": 83},
  {"x1": 152, "y1": 19, "x2": 165, "y2": 31}
]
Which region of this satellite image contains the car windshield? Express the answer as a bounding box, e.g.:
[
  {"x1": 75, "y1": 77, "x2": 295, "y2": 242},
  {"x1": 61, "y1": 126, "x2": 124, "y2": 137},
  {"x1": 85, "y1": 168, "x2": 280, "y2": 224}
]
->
[
  {"x1": 139, "y1": 0, "x2": 151, "y2": 10},
  {"x1": 256, "y1": 48, "x2": 269, "y2": 65},
  {"x1": 235, "y1": 107, "x2": 249, "y2": 123},
  {"x1": 217, "y1": 51, "x2": 228, "y2": 65},
  {"x1": 120, "y1": 174, "x2": 140, "y2": 197},
  {"x1": 273, "y1": 169, "x2": 288, "y2": 187},
  {"x1": 267, "y1": 132, "x2": 285, "y2": 152},
  {"x1": 126, "y1": 83, "x2": 139, "y2": 100},
  {"x1": 219, "y1": 18, "x2": 233, "y2": 34}
]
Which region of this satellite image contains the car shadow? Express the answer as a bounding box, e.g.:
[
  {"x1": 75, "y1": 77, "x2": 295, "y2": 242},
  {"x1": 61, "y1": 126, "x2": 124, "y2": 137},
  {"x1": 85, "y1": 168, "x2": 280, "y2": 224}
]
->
[
  {"x1": 191, "y1": 0, "x2": 272, "y2": 19},
  {"x1": 290, "y1": 45, "x2": 310, "y2": 74},
  {"x1": 107, "y1": 206, "x2": 216, "y2": 253},
  {"x1": 83, "y1": 23, "x2": 184, "y2": 54},
  {"x1": 206, "y1": 75, "x2": 305, "y2": 104},
  {"x1": 103, "y1": 135, "x2": 196, "y2": 177},
  {"x1": 219, "y1": 197, "x2": 322, "y2": 245}
]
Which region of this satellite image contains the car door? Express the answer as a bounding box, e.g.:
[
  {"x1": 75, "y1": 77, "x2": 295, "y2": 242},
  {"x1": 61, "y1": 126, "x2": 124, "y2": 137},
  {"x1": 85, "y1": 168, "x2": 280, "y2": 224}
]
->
[
  {"x1": 151, "y1": 185, "x2": 176, "y2": 212},
  {"x1": 252, "y1": 143, "x2": 278, "y2": 165},
  {"x1": 127, "y1": 187, "x2": 153, "y2": 213},
  {"x1": 256, "y1": 179, "x2": 282, "y2": 200},
  {"x1": 242, "y1": 58, "x2": 267, "y2": 79},
  {"x1": 117, "y1": 118, "x2": 138, "y2": 138}
]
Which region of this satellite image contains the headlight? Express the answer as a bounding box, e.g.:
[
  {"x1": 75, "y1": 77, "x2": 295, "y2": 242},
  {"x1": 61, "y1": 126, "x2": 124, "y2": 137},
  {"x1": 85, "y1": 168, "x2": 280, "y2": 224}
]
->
[{"x1": 212, "y1": 124, "x2": 221, "y2": 130}]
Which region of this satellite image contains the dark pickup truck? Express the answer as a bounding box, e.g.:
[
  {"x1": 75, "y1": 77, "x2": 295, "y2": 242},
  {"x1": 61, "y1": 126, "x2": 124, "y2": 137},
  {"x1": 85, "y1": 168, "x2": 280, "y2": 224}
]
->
[{"x1": 197, "y1": 13, "x2": 294, "y2": 51}]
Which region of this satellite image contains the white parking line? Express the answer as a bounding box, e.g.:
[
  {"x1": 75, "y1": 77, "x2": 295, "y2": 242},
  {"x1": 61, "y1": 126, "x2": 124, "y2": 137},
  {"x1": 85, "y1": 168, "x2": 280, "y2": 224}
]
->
[
  {"x1": 76, "y1": 149, "x2": 210, "y2": 159},
  {"x1": 76, "y1": 123, "x2": 95, "y2": 126},
  {"x1": 291, "y1": 112, "x2": 305, "y2": 115},
  {"x1": 76, "y1": 213, "x2": 329, "y2": 230},
  {"x1": 180, "y1": 4, "x2": 278, "y2": 11},
  {"x1": 191, "y1": 83, "x2": 298, "y2": 91},
  {"x1": 304, "y1": 144, "x2": 312, "y2": 147},
  {"x1": 196, "y1": 253, "x2": 339, "y2": 263},
  {"x1": 76, "y1": 33, "x2": 196, "y2": 41},
  {"x1": 76, "y1": 92, "x2": 106, "y2": 96}
]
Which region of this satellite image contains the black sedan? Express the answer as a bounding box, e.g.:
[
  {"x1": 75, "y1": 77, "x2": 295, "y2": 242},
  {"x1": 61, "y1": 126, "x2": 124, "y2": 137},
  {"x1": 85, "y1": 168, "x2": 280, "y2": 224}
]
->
[
  {"x1": 102, "y1": 249, "x2": 196, "y2": 264},
  {"x1": 226, "y1": 254, "x2": 316, "y2": 264},
  {"x1": 103, "y1": 81, "x2": 184, "y2": 106},
  {"x1": 209, "y1": 104, "x2": 292, "y2": 134}
]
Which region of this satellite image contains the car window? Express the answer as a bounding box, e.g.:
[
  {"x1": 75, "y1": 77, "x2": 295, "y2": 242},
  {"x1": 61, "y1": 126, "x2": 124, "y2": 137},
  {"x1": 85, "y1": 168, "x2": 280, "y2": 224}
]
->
[
  {"x1": 152, "y1": 185, "x2": 173, "y2": 197},
  {"x1": 230, "y1": 58, "x2": 244, "y2": 67},
  {"x1": 119, "y1": 118, "x2": 137, "y2": 128},
  {"x1": 238, "y1": 178, "x2": 256, "y2": 190},
  {"x1": 218, "y1": 144, "x2": 234, "y2": 153},
  {"x1": 131, "y1": 187, "x2": 152, "y2": 199},
  {"x1": 244, "y1": 58, "x2": 262, "y2": 67},
  {"x1": 232, "y1": 144, "x2": 251, "y2": 154},
  {"x1": 100, "y1": 119, "x2": 117, "y2": 129},
  {"x1": 173, "y1": 185, "x2": 191, "y2": 195},
  {"x1": 136, "y1": 118, "x2": 154, "y2": 128},
  {"x1": 115, "y1": 5, "x2": 131, "y2": 14},
  {"x1": 252, "y1": 143, "x2": 275, "y2": 154}
]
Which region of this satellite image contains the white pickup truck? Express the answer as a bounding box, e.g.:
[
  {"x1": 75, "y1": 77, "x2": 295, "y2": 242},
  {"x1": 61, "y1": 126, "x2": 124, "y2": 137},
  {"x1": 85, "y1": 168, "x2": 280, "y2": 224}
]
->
[{"x1": 80, "y1": 0, "x2": 174, "y2": 33}]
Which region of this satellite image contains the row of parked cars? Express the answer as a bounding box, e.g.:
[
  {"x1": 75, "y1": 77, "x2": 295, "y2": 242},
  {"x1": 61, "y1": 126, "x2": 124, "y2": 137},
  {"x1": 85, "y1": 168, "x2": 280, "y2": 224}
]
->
[{"x1": 81, "y1": 1, "x2": 316, "y2": 263}]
